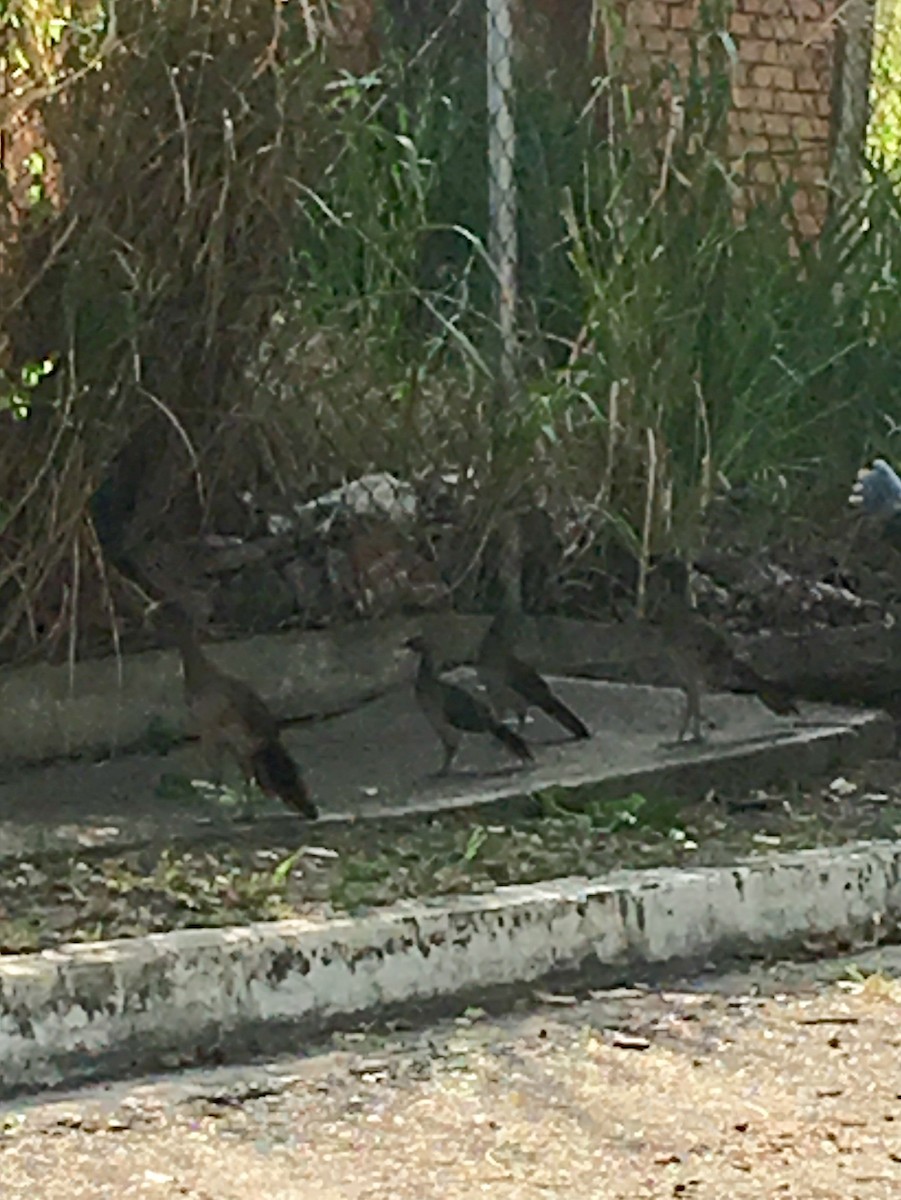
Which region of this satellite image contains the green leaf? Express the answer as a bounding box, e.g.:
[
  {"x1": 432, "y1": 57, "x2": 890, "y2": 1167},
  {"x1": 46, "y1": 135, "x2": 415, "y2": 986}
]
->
[
  {"x1": 462, "y1": 826, "x2": 489, "y2": 862},
  {"x1": 272, "y1": 849, "x2": 304, "y2": 884}
]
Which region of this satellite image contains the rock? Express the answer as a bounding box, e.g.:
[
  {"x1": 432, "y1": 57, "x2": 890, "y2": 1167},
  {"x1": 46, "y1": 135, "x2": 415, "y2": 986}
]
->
[
  {"x1": 735, "y1": 622, "x2": 901, "y2": 707},
  {"x1": 612, "y1": 1032, "x2": 651, "y2": 1050},
  {"x1": 212, "y1": 566, "x2": 297, "y2": 631},
  {"x1": 282, "y1": 558, "x2": 333, "y2": 625},
  {"x1": 297, "y1": 472, "x2": 418, "y2": 529},
  {"x1": 198, "y1": 535, "x2": 282, "y2": 574},
  {"x1": 347, "y1": 525, "x2": 448, "y2": 617}
]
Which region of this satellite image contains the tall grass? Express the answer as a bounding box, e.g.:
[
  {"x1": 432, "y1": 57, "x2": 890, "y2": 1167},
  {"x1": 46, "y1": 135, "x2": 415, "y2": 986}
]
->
[
  {"x1": 869, "y1": 0, "x2": 901, "y2": 175},
  {"x1": 530, "y1": 154, "x2": 901, "y2": 551}
]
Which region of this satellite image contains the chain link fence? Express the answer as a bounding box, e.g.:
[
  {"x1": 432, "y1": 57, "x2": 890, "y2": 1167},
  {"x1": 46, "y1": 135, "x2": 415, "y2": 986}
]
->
[
  {"x1": 834, "y1": 0, "x2": 877, "y2": 197},
  {"x1": 486, "y1": 0, "x2": 518, "y2": 404}
]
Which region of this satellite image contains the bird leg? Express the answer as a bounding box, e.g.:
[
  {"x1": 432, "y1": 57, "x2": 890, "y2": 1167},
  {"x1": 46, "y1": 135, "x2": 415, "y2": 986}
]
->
[
  {"x1": 236, "y1": 754, "x2": 260, "y2": 806},
  {"x1": 199, "y1": 728, "x2": 226, "y2": 786},
  {"x1": 660, "y1": 677, "x2": 706, "y2": 748},
  {"x1": 681, "y1": 676, "x2": 710, "y2": 739},
  {"x1": 679, "y1": 677, "x2": 706, "y2": 744},
  {"x1": 437, "y1": 734, "x2": 460, "y2": 776},
  {"x1": 237, "y1": 755, "x2": 255, "y2": 786}
]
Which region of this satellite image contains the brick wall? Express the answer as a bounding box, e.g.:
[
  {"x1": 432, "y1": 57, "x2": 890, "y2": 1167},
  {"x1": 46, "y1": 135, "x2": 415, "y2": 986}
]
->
[
  {"x1": 316, "y1": 0, "x2": 848, "y2": 236},
  {"x1": 623, "y1": 0, "x2": 841, "y2": 236}
]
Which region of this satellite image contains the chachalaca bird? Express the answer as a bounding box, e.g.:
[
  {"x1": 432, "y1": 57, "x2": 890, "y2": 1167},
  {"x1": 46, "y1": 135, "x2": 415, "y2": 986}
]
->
[
  {"x1": 155, "y1": 603, "x2": 318, "y2": 819},
  {"x1": 405, "y1": 635, "x2": 534, "y2": 774},
  {"x1": 648, "y1": 556, "x2": 799, "y2": 744},
  {"x1": 476, "y1": 612, "x2": 591, "y2": 740}
]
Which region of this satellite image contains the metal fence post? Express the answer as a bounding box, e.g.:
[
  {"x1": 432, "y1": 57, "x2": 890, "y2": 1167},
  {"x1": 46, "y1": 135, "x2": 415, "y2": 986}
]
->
[
  {"x1": 833, "y1": 0, "x2": 877, "y2": 200},
  {"x1": 486, "y1": 0, "x2": 518, "y2": 405}
]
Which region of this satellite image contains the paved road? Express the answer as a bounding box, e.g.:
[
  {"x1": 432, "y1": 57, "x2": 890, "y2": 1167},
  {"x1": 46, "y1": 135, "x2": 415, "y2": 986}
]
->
[{"x1": 3, "y1": 947, "x2": 901, "y2": 1199}]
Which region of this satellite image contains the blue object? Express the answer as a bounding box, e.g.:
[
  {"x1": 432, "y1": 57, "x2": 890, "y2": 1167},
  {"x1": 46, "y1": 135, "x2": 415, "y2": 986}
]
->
[{"x1": 849, "y1": 458, "x2": 901, "y2": 520}]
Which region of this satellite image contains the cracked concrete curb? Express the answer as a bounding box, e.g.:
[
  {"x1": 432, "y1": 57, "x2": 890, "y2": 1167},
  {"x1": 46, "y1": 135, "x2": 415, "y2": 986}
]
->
[{"x1": 1, "y1": 839, "x2": 899, "y2": 1099}]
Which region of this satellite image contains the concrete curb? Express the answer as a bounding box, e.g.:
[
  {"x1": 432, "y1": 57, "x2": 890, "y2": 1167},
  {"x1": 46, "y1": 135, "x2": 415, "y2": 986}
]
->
[{"x1": 1, "y1": 839, "x2": 899, "y2": 1099}]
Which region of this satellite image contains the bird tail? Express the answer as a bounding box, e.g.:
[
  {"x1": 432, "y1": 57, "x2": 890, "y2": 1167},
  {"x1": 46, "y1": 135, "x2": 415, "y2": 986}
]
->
[
  {"x1": 755, "y1": 683, "x2": 799, "y2": 717},
  {"x1": 732, "y1": 662, "x2": 799, "y2": 716},
  {"x1": 541, "y1": 692, "x2": 591, "y2": 740},
  {"x1": 489, "y1": 719, "x2": 534, "y2": 763},
  {"x1": 251, "y1": 740, "x2": 319, "y2": 820}
]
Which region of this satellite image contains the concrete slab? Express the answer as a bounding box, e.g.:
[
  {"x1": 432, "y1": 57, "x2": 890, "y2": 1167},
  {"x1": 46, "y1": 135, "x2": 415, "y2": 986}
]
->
[
  {"x1": 0, "y1": 672, "x2": 891, "y2": 865},
  {"x1": 0, "y1": 614, "x2": 680, "y2": 766},
  {"x1": 0, "y1": 614, "x2": 433, "y2": 764},
  {"x1": 0, "y1": 837, "x2": 898, "y2": 1097},
  {"x1": 4, "y1": 606, "x2": 891, "y2": 772}
]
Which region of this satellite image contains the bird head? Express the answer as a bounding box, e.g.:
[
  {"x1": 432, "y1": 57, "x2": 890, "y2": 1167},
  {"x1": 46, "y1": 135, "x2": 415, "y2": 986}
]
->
[
  {"x1": 146, "y1": 599, "x2": 205, "y2": 647},
  {"x1": 147, "y1": 599, "x2": 189, "y2": 626},
  {"x1": 649, "y1": 554, "x2": 691, "y2": 599}
]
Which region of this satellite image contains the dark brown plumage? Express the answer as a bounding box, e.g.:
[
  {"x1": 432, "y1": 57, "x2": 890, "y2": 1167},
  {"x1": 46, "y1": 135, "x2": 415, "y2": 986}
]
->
[
  {"x1": 156, "y1": 603, "x2": 318, "y2": 819},
  {"x1": 477, "y1": 613, "x2": 590, "y2": 740},
  {"x1": 250, "y1": 740, "x2": 316, "y2": 818},
  {"x1": 405, "y1": 635, "x2": 534, "y2": 774},
  {"x1": 649, "y1": 557, "x2": 799, "y2": 743}
]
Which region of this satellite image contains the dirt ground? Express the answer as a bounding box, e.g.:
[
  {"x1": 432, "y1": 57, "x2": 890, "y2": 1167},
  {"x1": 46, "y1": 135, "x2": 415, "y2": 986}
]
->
[
  {"x1": 2, "y1": 752, "x2": 901, "y2": 953},
  {"x1": 2, "y1": 948, "x2": 901, "y2": 1199}
]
